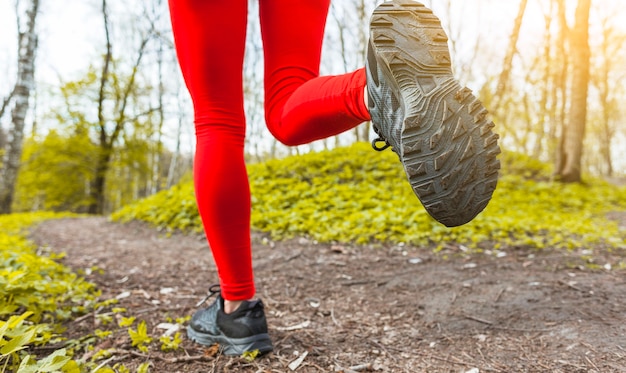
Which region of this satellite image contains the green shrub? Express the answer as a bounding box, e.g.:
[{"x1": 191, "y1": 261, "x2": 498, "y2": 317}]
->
[
  {"x1": 112, "y1": 142, "x2": 626, "y2": 251},
  {"x1": 0, "y1": 212, "x2": 99, "y2": 372}
]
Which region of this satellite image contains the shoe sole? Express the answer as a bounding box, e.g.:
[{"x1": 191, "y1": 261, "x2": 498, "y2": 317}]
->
[
  {"x1": 187, "y1": 326, "x2": 273, "y2": 356},
  {"x1": 369, "y1": 0, "x2": 500, "y2": 227}
]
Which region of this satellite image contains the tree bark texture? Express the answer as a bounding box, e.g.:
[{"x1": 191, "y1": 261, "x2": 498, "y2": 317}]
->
[
  {"x1": 0, "y1": 0, "x2": 40, "y2": 214},
  {"x1": 557, "y1": 0, "x2": 591, "y2": 183}
]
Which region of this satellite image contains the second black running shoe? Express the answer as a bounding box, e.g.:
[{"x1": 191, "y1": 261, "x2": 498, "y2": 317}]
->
[
  {"x1": 366, "y1": 0, "x2": 501, "y2": 227},
  {"x1": 187, "y1": 285, "x2": 273, "y2": 356}
]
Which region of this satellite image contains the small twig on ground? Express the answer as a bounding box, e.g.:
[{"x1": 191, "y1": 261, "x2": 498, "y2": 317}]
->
[
  {"x1": 124, "y1": 349, "x2": 214, "y2": 363},
  {"x1": 463, "y1": 314, "x2": 554, "y2": 332},
  {"x1": 134, "y1": 306, "x2": 161, "y2": 315},
  {"x1": 303, "y1": 361, "x2": 327, "y2": 372},
  {"x1": 330, "y1": 307, "x2": 341, "y2": 327},
  {"x1": 275, "y1": 320, "x2": 310, "y2": 331},
  {"x1": 494, "y1": 287, "x2": 505, "y2": 302},
  {"x1": 476, "y1": 346, "x2": 486, "y2": 362},
  {"x1": 463, "y1": 314, "x2": 494, "y2": 325},
  {"x1": 558, "y1": 279, "x2": 585, "y2": 292},
  {"x1": 461, "y1": 351, "x2": 477, "y2": 364},
  {"x1": 557, "y1": 359, "x2": 586, "y2": 369},
  {"x1": 92, "y1": 356, "x2": 123, "y2": 372},
  {"x1": 348, "y1": 363, "x2": 372, "y2": 371},
  {"x1": 368, "y1": 340, "x2": 399, "y2": 361},
  {"x1": 73, "y1": 312, "x2": 95, "y2": 324},
  {"x1": 491, "y1": 325, "x2": 554, "y2": 333},
  {"x1": 288, "y1": 351, "x2": 308, "y2": 371},
  {"x1": 340, "y1": 279, "x2": 375, "y2": 287},
  {"x1": 429, "y1": 354, "x2": 474, "y2": 368},
  {"x1": 585, "y1": 356, "x2": 600, "y2": 371},
  {"x1": 285, "y1": 251, "x2": 302, "y2": 262}
]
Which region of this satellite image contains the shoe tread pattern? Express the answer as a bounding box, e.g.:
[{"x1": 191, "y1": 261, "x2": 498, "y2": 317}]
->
[{"x1": 371, "y1": 0, "x2": 500, "y2": 227}]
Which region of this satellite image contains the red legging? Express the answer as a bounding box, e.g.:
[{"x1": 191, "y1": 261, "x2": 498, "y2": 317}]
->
[{"x1": 169, "y1": 0, "x2": 370, "y2": 300}]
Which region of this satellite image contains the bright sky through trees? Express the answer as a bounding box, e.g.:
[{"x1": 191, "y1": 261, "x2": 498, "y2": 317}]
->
[
  {"x1": 4, "y1": 0, "x2": 621, "y2": 92},
  {"x1": 1, "y1": 0, "x2": 625, "y2": 172}
]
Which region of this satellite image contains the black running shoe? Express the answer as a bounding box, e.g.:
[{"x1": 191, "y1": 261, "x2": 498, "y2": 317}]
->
[
  {"x1": 366, "y1": 0, "x2": 501, "y2": 227},
  {"x1": 187, "y1": 285, "x2": 273, "y2": 356}
]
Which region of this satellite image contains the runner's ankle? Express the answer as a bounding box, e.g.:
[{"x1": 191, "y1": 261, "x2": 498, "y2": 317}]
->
[{"x1": 224, "y1": 299, "x2": 244, "y2": 314}]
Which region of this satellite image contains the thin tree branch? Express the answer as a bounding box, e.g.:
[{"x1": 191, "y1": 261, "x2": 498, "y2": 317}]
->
[
  {"x1": 98, "y1": 0, "x2": 113, "y2": 140},
  {"x1": 0, "y1": 87, "x2": 16, "y2": 120}
]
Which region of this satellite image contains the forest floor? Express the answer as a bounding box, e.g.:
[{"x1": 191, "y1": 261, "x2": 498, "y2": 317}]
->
[{"x1": 31, "y1": 216, "x2": 626, "y2": 373}]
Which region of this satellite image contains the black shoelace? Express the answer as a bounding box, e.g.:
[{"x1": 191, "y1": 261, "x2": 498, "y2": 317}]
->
[
  {"x1": 195, "y1": 283, "x2": 221, "y2": 308},
  {"x1": 371, "y1": 125, "x2": 392, "y2": 151}
]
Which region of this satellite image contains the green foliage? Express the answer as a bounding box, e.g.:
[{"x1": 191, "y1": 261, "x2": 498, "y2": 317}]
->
[
  {"x1": 128, "y1": 321, "x2": 152, "y2": 353},
  {"x1": 241, "y1": 349, "x2": 260, "y2": 362},
  {"x1": 111, "y1": 180, "x2": 200, "y2": 233},
  {"x1": 497, "y1": 150, "x2": 554, "y2": 181},
  {"x1": 0, "y1": 212, "x2": 98, "y2": 372},
  {"x1": 159, "y1": 333, "x2": 182, "y2": 352},
  {"x1": 15, "y1": 349, "x2": 79, "y2": 373},
  {"x1": 0, "y1": 213, "x2": 98, "y2": 320},
  {"x1": 86, "y1": 313, "x2": 186, "y2": 370},
  {"x1": 13, "y1": 132, "x2": 97, "y2": 212},
  {"x1": 118, "y1": 317, "x2": 136, "y2": 328},
  {"x1": 12, "y1": 130, "x2": 182, "y2": 214},
  {"x1": 12, "y1": 64, "x2": 192, "y2": 214},
  {"x1": 112, "y1": 142, "x2": 626, "y2": 251}
]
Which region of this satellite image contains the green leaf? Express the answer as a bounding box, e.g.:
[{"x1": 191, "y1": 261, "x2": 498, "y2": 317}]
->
[
  {"x1": 16, "y1": 355, "x2": 38, "y2": 373},
  {"x1": 128, "y1": 321, "x2": 152, "y2": 352},
  {"x1": 241, "y1": 349, "x2": 260, "y2": 361},
  {"x1": 136, "y1": 362, "x2": 150, "y2": 373},
  {"x1": 7, "y1": 312, "x2": 34, "y2": 329},
  {"x1": 37, "y1": 349, "x2": 72, "y2": 372},
  {"x1": 1, "y1": 328, "x2": 35, "y2": 356},
  {"x1": 61, "y1": 360, "x2": 81, "y2": 373}
]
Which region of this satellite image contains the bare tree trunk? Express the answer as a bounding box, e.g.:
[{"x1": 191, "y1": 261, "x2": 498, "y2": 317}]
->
[
  {"x1": 356, "y1": 0, "x2": 370, "y2": 142},
  {"x1": 330, "y1": 2, "x2": 359, "y2": 143},
  {"x1": 556, "y1": 0, "x2": 591, "y2": 183},
  {"x1": 88, "y1": 0, "x2": 114, "y2": 214},
  {"x1": 599, "y1": 101, "x2": 614, "y2": 177},
  {"x1": 0, "y1": 128, "x2": 6, "y2": 152},
  {"x1": 89, "y1": 0, "x2": 152, "y2": 214},
  {"x1": 492, "y1": 0, "x2": 528, "y2": 115},
  {"x1": 152, "y1": 23, "x2": 165, "y2": 194},
  {"x1": 553, "y1": 0, "x2": 570, "y2": 172},
  {"x1": 0, "y1": 0, "x2": 39, "y2": 214},
  {"x1": 166, "y1": 124, "x2": 183, "y2": 189},
  {"x1": 166, "y1": 93, "x2": 184, "y2": 189},
  {"x1": 532, "y1": 2, "x2": 555, "y2": 159},
  {"x1": 242, "y1": 0, "x2": 267, "y2": 161},
  {"x1": 592, "y1": 20, "x2": 623, "y2": 177}
]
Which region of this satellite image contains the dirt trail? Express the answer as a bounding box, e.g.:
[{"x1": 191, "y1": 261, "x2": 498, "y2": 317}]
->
[{"x1": 32, "y1": 217, "x2": 626, "y2": 373}]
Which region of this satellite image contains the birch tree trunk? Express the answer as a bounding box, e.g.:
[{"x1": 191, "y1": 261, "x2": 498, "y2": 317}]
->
[
  {"x1": 557, "y1": 0, "x2": 591, "y2": 183},
  {"x1": 0, "y1": 0, "x2": 40, "y2": 214},
  {"x1": 492, "y1": 0, "x2": 528, "y2": 115}
]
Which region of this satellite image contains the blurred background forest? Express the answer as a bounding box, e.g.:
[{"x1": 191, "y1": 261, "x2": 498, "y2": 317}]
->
[{"x1": 1, "y1": 0, "x2": 625, "y2": 216}]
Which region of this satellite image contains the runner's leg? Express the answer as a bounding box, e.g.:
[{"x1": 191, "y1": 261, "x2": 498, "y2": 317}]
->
[
  {"x1": 260, "y1": 0, "x2": 370, "y2": 145},
  {"x1": 168, "y1": 0, "x2": 255, "y2": 301}
]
